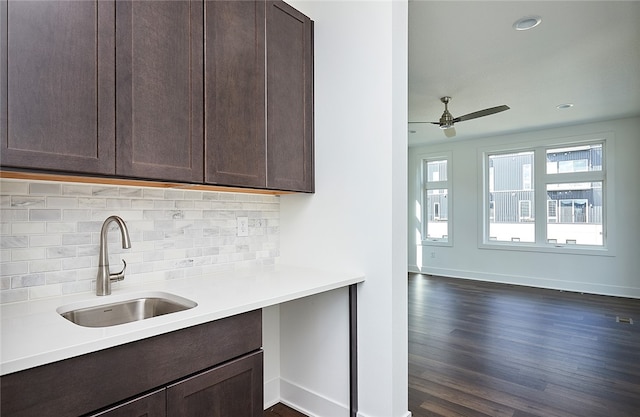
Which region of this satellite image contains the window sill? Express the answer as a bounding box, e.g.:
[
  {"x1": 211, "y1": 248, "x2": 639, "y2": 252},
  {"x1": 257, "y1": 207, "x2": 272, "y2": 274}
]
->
[
  {"x1": 478, "y1": 241, "x2": 614, "y2": 257},
  {"x1": 421, "y1": 240, "x2": 453, "y2": 248}
]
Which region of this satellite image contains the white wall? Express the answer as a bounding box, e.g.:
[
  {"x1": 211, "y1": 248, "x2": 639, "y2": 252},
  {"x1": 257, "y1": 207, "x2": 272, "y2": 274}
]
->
[
  {"x1": 270, "y1": 1, "x2": 409, "y2": 417},
  {"x1": 409, "y1": 116, "x2": 640, "y2": 298}
]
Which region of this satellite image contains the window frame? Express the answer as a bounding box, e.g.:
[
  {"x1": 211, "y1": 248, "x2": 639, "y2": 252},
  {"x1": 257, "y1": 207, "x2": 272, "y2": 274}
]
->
[
  {"x1": 478, "y1": 133, "x2": 615, "y2": 256},
  {"x1": 420, "y1": 152, "x2": 453, "y2": 247}
]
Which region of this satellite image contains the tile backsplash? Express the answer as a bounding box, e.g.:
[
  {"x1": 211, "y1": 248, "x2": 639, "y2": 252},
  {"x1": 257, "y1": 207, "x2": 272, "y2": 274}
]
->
[{"x1": 0, "y1": 179, "x2": 280, "y2": 304}]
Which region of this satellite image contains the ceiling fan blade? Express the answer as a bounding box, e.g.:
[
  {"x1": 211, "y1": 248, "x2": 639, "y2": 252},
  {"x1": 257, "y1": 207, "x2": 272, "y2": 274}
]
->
[
  {"x1": 407, "y1": 121, "x2": 441, "y2": 124},
  {"x1": 453, "y1": 105, "x2": 510, "y2": 123},
  {"x1": 443, "y1": 127, "x2": 456, "y2": 138}
]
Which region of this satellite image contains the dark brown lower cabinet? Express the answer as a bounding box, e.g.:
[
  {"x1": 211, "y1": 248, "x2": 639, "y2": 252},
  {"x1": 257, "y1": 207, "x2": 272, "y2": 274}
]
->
[
  {"x1": 90, "y1": 352, "x2": 263, "y2": 417},
  {"x1": 167, "y1": 351, "x2": 263, "y2": 417},
  {"x1": 89, "y1": 389, "x2": 166, "y2": 417},
  {"x1": 0, "y1": 310, "x2": 263, "y2": 417}
]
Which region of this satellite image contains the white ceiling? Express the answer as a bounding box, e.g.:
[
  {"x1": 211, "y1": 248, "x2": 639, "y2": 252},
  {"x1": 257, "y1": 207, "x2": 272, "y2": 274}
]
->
[{"x1": 408, "y1": 0, "x2": 640, "y2": 146}]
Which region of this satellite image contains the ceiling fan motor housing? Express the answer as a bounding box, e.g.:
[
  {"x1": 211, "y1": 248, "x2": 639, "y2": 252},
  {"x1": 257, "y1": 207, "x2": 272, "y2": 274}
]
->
[
  {"x1": 439, "y1": 110, "x2": 453, "y2": 128},
  {"x1": 439, "y1": 96, "x2": 454, "y2": 128}
]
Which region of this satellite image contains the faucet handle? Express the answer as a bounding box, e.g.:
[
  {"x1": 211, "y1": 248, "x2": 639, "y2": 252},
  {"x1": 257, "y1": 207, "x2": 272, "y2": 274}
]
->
[{"x1": 110, "y1": 259, "x2": 127, "y2": 283}]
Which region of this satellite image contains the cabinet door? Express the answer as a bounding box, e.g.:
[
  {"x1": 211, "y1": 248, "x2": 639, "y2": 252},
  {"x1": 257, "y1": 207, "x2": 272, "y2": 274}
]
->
[
  {"x1": 204, "y1": 0, "x2": 266, "y2": 188},
  {"x1": 1, "y1": 0, "x2": 116, "y2": 174},
  {"x1": 115, "y1": 0, "x2": 204, "y2": 183},
  {"x1": 89, "y1": 389, "x2": 165, "y2": 417},
  {"x1": 266, "y1": 1, "x2": 314, "y2": 192},
  {"x1": 167, "y1": 351, "x2": 263, "y2": 417}
]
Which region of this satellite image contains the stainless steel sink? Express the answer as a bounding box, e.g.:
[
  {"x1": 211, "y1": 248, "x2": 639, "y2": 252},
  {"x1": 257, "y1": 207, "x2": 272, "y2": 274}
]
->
[{"x1": 58, "y1": 293, "x2": 197, "y2": 328}]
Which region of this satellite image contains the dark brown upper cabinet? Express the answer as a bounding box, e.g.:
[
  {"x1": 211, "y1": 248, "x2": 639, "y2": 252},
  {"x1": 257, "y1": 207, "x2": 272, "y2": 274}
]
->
[
  {"x1": 2, "y1": 0, "x2": 313, "y2": 193},
  {"x1": 1, "y1": 0, "x2": 116, "y2": 174},
  {"x1": 116, "y1": 0, "x2": 204, "y2": 183},
  {"x1": 205, "y1": 0, "x2": 314, "y2": 192},
  {"x1": 266, "y1": 1, "x2": 314, "y2": 192},
  {"x1": 204, "y1": 0, "x2": 267, "y2": 188}
]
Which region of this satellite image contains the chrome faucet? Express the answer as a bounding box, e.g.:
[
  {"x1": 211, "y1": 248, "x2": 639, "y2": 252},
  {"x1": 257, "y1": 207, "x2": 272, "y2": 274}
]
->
[{"x1": 96, "y1": 216, "x2": 131, "y2": 296}]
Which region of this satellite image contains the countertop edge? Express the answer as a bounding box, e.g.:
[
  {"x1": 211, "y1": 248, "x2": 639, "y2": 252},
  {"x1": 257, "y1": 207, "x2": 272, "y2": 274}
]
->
[{"x1": 1, "y1": 265, "x2": 364, "y2": 376}]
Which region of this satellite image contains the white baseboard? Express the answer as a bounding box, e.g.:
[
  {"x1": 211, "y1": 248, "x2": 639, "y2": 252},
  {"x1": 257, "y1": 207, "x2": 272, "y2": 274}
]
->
[
  {"x1": 417, "y1": 266, "x2": 640, "y2": 299},
  {"x1": 264, "y1": 376, "x2": 280, "y2": 409},
  {"x1": 274, "y1": 377, "x2": 412, "y2": 417},
  {"x1": 357, "y1": 412, "x2": 412, "y2": 417},
  {"x1": 279, "y1": 378, "x2": 350, "y2": 417}
]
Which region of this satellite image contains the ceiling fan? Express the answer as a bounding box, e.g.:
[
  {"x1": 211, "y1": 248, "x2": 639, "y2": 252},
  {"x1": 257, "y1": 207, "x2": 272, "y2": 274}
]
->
[{"x1": 412, "y1": 96, "x2": 510, "y2": 138}]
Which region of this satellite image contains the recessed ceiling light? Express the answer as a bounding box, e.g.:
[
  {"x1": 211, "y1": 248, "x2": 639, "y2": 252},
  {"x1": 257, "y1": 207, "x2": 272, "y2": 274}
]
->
[
  {"x1": 513, "y1": 15, "x2": 542, "y2": 31},
  {"x1": 556, "y1": 103, "x2": 574, "y2": 109}
]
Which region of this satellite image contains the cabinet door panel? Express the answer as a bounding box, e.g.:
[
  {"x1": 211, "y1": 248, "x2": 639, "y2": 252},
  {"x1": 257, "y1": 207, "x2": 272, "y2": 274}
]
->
[
  {"x1": 266, "y1": 1, "x2": 314, "y2": 192},
  {"x1": 204, "y1": 0, "x2": 266, "y2": 188},
  {"x1": 116, "y1": 0, "x2": 204, "y2": 183},
  {"x1": 1, "y1": 0, "x2": 115, "y2": 174},
  {"x1": 89, "y1": 389, "x2": 165, "y2": 417},
  {"x1": 167, "y1": 351, "x2": 263, "y2": 417}
]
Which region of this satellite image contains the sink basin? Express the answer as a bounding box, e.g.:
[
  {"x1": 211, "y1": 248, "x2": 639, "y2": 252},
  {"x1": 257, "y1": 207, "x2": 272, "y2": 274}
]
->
[{"x1": 58, "y1": 293, "x2": 197, "y2": 328}]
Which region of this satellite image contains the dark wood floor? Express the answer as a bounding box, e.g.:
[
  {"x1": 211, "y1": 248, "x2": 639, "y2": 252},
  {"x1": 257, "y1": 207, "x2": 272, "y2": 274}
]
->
[
  {"x1": 409, "y1": 273, "x2": 640, "y2": 417},
  {"x1": 264, "y1": 403, "x2": 307, "y2": 417}
]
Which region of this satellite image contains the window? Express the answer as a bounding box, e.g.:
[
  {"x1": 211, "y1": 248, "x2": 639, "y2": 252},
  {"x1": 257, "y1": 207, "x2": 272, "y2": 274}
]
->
[
  {"x1": 422, "y1": 154, "x2": 452, "y2": 244},
  {"x1": 483, "y1": 141, "x2": 606, "y2": 249},
  {"x1": 487, "y1": 151, "x2": 535, "y2": 243}
]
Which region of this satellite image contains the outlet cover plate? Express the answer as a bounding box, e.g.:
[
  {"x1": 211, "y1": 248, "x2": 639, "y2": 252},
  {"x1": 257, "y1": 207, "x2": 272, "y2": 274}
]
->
[{"x1": 237, "y1": 217, "x2": 249, "y2": 237}]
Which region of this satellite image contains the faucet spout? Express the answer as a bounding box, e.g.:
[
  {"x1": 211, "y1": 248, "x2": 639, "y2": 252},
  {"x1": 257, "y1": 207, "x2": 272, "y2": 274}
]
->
[{"x1": 96, "y1": 216, "x2": 131, "y2": 296}]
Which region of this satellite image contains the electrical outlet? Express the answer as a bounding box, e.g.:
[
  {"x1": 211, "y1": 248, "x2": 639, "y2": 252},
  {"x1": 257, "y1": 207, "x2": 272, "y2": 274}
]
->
[{"x1": 237, "y1": 216, "x2": 249, "y2": 237}]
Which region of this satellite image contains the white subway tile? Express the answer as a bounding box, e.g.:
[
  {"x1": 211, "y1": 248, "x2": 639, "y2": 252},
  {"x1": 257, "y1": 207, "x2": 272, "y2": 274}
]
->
[
  {"x1": 63, "y1": 209, "x2": 92, "y2": 221},
  {"x1": 46, "y1": 246, "x2": 77, "y2": 259},
  {"x1": 11, "y1": 248, "x2": 45, "y2": 261},
  {"x1": 46, "y1": 197, "x2": 78, "y2": 209},
  {"x1": 12, "y1": 273, "x2": 46, "y2": 288},
  {"x1": 0, "y1": 223, "x2": 9, "y2": 235},
  {"x1": 29, "y1": 259, "x2": 61, "y2": 273},
  {"x1": 92, "y1": 186, "x2": 120, "y2": 197},
  {"x1": 12, "y1": 222, "x2": 46, "y2": 234},
  {"x1": 62, "y1": 280, "x2": 92, "y2": 294},
  {"x1": 29, "y1": 209, "x2": 62, "y2": 221},
  {"x1": 46, "y1": 270, "x2": 77, "y2": 284},
  {"x1": 164, "y1": 189, "x2": 184, "y2": 200},
  {"x1": 29, "y1": 235, "x2": 61, "y2": 247},
  {"x1": 1, "y1": 180, "x2": 280, "y2": 298},
  {"x1": 1, "y1": 209, "x2": 28, "y2": 221},
  {"x1": 78, "y1": 198, "x2": 107, "y2": 209},
  {"x1": 1, "y1": 236, "x2": 28, "y2": 249},
  {"x1": 29, "y1": 183, "x2": 61, "y2": 195},
  {"x1": 131, "y1": 199, "x2": 154, "y2": 209},
  {"x1": 62, "y1": 256, "x2": 92, "y2": 270},
  {"x1": 62, "y1": 233, "x2": 92, "y2": 245},
  {"x1": 143, "y1": 189, "x2": 165, "y2": 199},
  {"x1": 106, "y1": 198, "x2": 132, "y2": 209},
  {"x1": 1, "y1": 261, "x2": 28, "y2": 275},
  {"x1": 29, "y1": 284, "x2": 62, "y2": 299},
  {"x1": 62, "y1": 184, "x2": 93, "y2": 196},
  {"x1": 47, "y1": 222, "x2": 77, "y2": 233},
  {"x1": 1, "y1": 289, "x2": 29, "y2": 303},
  {"x1": 1, "y1": 180, "x2": 29, "y2": 195},
  {"x1": 119, "y1": 187, "x2": 143, "y2": 198},
  {"x1": 10, "y1": 196, "x2": 46, "y2": 208}
]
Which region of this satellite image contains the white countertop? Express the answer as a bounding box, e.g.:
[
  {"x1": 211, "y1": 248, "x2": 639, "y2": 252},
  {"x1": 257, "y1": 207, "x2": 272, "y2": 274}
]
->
[{"x1": 0, "y1": 265, "x2": 364, "y2": 376}]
